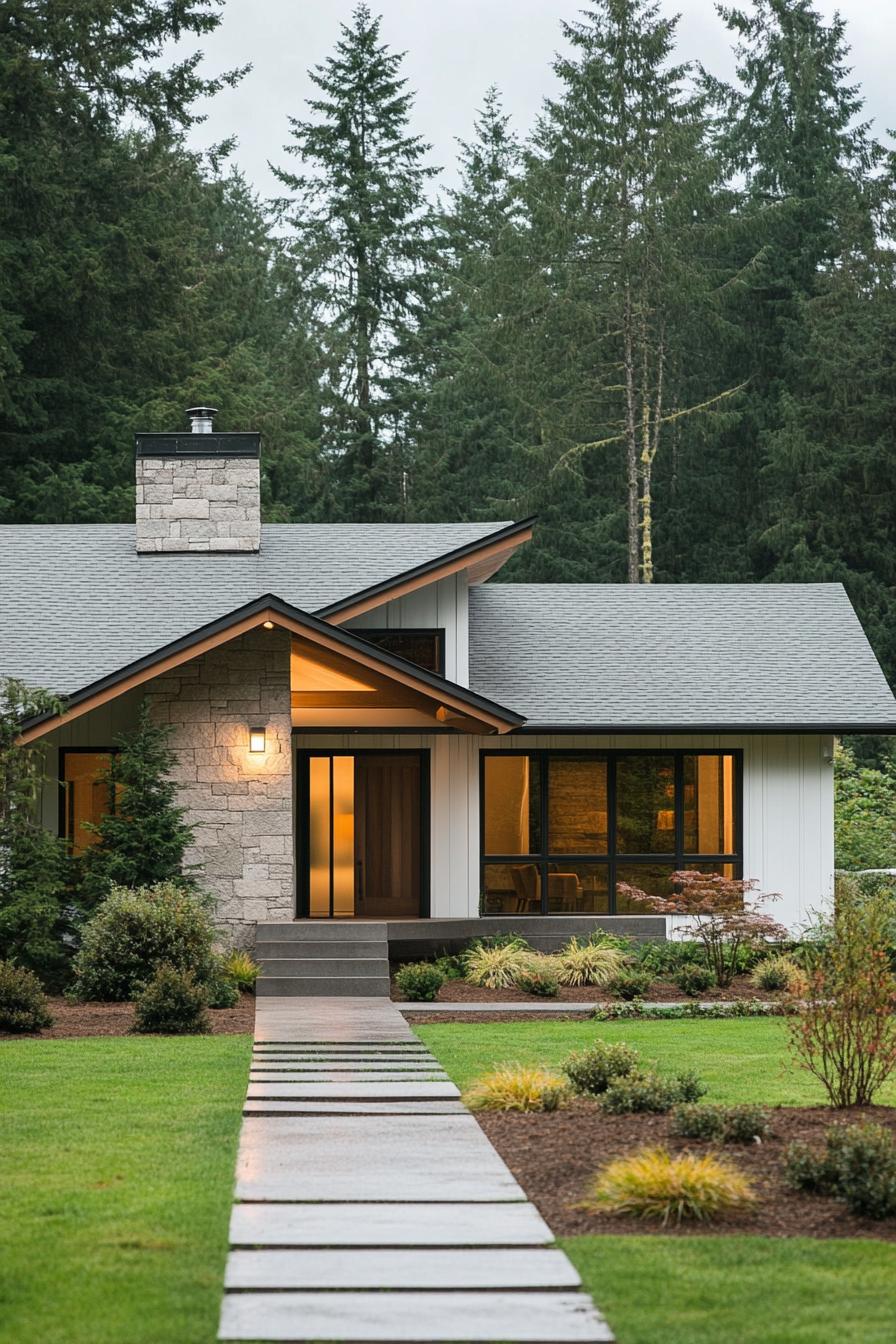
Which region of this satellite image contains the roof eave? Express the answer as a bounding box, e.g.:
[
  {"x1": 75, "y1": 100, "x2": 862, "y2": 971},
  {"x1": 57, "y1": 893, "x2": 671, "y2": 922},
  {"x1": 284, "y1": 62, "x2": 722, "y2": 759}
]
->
[{"x1": 513, "y1": 722, "x2": 896, "y2": 735}]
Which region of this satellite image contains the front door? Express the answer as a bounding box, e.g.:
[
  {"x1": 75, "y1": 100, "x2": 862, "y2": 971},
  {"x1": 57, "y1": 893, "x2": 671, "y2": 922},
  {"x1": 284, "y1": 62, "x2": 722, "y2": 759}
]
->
[{"x1": 300, "y1": 751, "x2": 425, "y2": 918}]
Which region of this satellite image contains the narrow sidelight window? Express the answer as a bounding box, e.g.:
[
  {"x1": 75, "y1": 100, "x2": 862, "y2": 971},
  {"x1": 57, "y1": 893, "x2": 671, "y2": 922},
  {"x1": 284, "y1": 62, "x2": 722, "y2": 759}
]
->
[{"x1": 60, "y1": 751, "x2": 115, "y2": 855}]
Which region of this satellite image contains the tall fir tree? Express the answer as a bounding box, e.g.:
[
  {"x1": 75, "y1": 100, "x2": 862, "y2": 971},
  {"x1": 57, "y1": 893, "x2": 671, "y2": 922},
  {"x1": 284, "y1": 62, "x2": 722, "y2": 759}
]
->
[
  {"x1": 519, "y1": 0, "x2": 741, "y2": 582},
  {"x1": 273, "y1": 4, "x2": 438, "y2": 519}
]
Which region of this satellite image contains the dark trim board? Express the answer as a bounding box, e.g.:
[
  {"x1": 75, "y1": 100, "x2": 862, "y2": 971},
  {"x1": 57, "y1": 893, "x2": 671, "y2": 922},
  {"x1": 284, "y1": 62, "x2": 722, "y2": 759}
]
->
[
  {"x1": 480, "y1": 747, "x2": 743, "y2": 916},
  {"x1": 295, "y1": 748, "x2": 431, "y2": 919},
  {"x1": 517, "y1": 723, "x2": 895, "y2": 734}
]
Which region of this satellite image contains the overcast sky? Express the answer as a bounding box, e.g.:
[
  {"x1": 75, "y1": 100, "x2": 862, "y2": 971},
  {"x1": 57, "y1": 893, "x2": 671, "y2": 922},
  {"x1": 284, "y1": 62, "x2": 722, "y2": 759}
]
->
[{"x1": 178, "y1": 0, "x2": 892, "y2": 201}]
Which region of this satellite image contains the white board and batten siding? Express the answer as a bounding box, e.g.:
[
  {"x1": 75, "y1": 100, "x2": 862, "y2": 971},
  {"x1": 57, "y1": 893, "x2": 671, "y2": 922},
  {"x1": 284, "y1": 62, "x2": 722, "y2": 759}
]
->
[
  {"x1": 345, "y1": 573, "x2": 470, "y2": 685},
  {"x1": 296, "y1": 730, "x2": 835, "y2": 934}
]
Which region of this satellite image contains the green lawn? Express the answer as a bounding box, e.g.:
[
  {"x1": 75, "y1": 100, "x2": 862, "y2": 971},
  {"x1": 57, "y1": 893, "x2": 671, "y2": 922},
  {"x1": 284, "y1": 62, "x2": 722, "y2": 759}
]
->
[
  {"x1": 0, "y1": 1035, "x2": 251, "y2": 1344},
  {"x1": 563, "y1": 1236, "x2": 896, "y2": 1344},
  {"x1": 416, "y1": 1016, "x2": 896, "y2": 1106}
]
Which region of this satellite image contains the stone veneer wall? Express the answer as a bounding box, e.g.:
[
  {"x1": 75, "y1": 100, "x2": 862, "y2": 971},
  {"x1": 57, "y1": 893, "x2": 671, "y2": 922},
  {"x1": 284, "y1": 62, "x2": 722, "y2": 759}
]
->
[
  {"x1": 135, "y1": 455, "x2": 261, "y2": 552},
  {"x1": 145, "y1": 628, "x2": 293, "y2": 944}
]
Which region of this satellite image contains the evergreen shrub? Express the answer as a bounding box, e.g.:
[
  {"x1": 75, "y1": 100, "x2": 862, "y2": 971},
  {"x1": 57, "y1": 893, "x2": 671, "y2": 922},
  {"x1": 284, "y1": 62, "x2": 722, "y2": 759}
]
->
[
  {"x1": 784, "y1": 1123, "x2": 896, "y2": 1219},
  {"x1": 0, "y1": 961, "x2": 54, "y2": 1032},
  {"x1": 395, "y1": 962, "x2": 444, "y2": 1001},
  {"x1": 562, "y1": 1040, "x2": 641, "y2": 1095},
  {"x1": 71, "y1": 881, "x2": 215, "y2": 1001},
  {"x1": 670, "y1": 1103, "x2": 771, "y2": 1143},
  {"x1": 132, "y1": 965, "x2": 210, "y2": 1035}
]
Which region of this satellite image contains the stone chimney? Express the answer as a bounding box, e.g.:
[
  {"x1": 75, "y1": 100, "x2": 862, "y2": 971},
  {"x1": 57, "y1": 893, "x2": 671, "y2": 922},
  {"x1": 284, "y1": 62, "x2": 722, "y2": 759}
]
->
[{"x1": 135, "y1": 408, "x2": 261, "y2": 553}]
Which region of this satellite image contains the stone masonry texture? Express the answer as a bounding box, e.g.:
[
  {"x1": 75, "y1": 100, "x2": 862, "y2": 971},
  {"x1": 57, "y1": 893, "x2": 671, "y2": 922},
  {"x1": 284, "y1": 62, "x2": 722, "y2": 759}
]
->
[
  {"x1": 145, "y1": 628, "x2": 293, "y2": 945},
  {"x1": 135, "y1": 455, "x2": 261, "y2": 552}
]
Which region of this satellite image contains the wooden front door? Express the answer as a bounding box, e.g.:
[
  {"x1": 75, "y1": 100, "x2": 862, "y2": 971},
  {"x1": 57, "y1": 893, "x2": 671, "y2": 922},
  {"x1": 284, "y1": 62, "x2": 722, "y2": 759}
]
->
[{"x1": 355, "y1": 754, "x2": 421, "y2": 918}]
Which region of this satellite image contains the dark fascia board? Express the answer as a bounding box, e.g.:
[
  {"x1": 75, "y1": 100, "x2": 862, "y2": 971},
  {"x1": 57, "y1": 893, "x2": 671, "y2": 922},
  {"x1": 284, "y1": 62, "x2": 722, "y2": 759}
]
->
[
  {"x1": 18, "y1": 593, "x2": 526, "y2": 734},
  {"x1": 314, "y1": 516, "x2": 537, "y2": 619},
  {"x1": 135, "y1": 432, "x2": 260, "y2": 459},
  {"x1": 516, "y1": 722, "x2": 896, "y2": 735}
]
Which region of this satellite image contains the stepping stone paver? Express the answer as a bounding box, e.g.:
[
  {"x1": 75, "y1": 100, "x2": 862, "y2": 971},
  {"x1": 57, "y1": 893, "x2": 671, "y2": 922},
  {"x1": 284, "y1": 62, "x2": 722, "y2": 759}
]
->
[
  {"x1": 218, "y1": 994, "x2": 613, "y2": 1342},
  {"x1": 234, "y1": 1114, "x2": 517, "y2": 1201},
  {"x1": 219, "y1": 1291, "x2": 613, "y2": 1342},
  {"x1": 229, "y1": 1200, "x2": 556, "y2": 1247},
  {"x1": 244, "y1": 1081, "x2": 459, "y2": 1101},
  {"x1": 225, "y1": 1247, "x2": 582, "y2": 1289},
  {"x1": 242, "y1": 1099, "x2": 469, "y2": 1115}
]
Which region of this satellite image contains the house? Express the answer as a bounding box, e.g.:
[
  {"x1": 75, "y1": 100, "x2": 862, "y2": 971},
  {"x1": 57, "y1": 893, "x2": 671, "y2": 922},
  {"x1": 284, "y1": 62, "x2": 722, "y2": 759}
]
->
[{"x1": 3, "y1": 411, "x2": 896, "y2": 979}]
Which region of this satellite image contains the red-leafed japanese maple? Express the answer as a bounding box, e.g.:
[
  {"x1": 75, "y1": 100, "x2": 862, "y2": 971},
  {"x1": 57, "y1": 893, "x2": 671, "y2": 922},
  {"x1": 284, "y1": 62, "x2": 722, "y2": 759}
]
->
[
  {"x1": 616, "y1": 871, "x2": 787, "y2": 987},
  {"x1": 789, "y1": 876, "x2": 896, "y2": 1108}
]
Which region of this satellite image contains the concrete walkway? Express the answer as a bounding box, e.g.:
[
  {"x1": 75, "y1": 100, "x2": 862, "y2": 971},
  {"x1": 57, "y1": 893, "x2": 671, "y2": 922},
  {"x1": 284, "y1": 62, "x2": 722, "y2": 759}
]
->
[{"x1": 218, "y1": 996, "x2": 613, "y2": 1342}]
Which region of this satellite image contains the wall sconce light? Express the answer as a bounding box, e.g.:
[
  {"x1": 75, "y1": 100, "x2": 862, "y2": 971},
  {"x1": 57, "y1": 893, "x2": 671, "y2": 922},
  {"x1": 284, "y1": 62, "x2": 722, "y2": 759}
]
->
[{"x1": 249, "y1": 726, "x2": 266, "y2": 754}]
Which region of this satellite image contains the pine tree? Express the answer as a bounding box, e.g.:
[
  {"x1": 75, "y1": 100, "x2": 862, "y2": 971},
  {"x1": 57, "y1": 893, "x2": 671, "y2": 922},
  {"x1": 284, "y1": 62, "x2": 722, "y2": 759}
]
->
[
  {"x1": 81, "y1": 701, "x2": 197, "y2": 902},
  {"x1": 0, "y1": 680, "x2": 69, "y2": 977},
  {"x1": 273, "y1": 4, "x2": 438, "y2": 519},
  {"x1": 409, "y1": 88, "x2": 534, "y2": 521}
]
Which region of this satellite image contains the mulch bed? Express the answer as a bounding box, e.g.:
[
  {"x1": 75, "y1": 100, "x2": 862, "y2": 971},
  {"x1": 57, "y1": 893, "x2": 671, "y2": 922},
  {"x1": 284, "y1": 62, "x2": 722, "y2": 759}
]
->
[
  {"x1": 0, "y1": 993, "x2": 256, "y2": 1040},
  {"x1": 392, "y1": 974, "x2": 771, "y2": 1005},
  {"x1": 477, "y1": 1099, "x2": 896, "y2": 1241}
]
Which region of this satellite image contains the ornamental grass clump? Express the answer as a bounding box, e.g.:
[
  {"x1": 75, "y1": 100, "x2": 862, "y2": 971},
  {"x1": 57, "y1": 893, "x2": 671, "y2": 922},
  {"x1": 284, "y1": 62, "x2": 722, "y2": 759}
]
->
[
  {"x1": 463, "y1": 941, "x2": 532, "y2": 989},
  {"x1": 554, "y1": 937, "x2": 628, "y2": 987},
  {"x1": 220, "y1": 949, "x2": 259, "y2": 993},
  {"x1": 789, "y1": 876, "x2": 896, "y2": 1107},
  {"x1": 562, "y1": 1040, "x2": 641, "y2": 1095},
  {"x1": 586, "y1": 1147, "x2": 756, "y2": 1225},
  {"x1": 0, "y1": 960, "x2": 53, "y2": 1032},
  {"x1": 750, "y1": 953, "x2": 806, "y2": 995},
  {"x1": 463, "y1": 1064, "x2": 570, "y2": 1113}
]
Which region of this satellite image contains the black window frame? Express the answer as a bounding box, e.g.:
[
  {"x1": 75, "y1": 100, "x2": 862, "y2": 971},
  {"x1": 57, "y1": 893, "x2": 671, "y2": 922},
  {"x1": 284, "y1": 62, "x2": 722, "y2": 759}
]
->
[
  {"x1": 356, "y1": 628, "x2": 445, "y2": 677},
  {"x1": 479, "y1": 748, "x2": 743, "y2": 916}
]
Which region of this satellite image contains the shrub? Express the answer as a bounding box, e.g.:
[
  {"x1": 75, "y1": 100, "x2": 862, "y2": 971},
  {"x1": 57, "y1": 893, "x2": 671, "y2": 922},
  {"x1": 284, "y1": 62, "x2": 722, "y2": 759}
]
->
[
  {"x1": 433, "y1": 954, "x2": 465, "y2": 980},
  {"x1": 562, "y1": 1040, "x2": 641, "y2": 1095},
  {"x1": 464, "y1": 941, "x2": 532, "y2": 989},
  {"x1": 593, "y1": 997, "x2": 788, "y2": 1022},
  {"x1": 616, "y1": 871, "x2": 788, "y2": 987},
  {"x1": 635, "y1": 940, "x2": 703, "y2": 976},
  {"x1": 600, "y1": 1069, "x2": 706, "y2": 1115},
  {"x1": 0, "y1": 960, "x2": 54, "y2": 1032},
  {"x1": 132, "y1": 965, "x2": 210, "y2": 1035},
  {"x1": 464, "y1": 1064, "x2": 570, "y2": 1112},
  {"x1": 585, "y1": 1147, "x2": 755, "y2": 1225},
  {"x1": 220, "y1": 948, "x2": 258, "y2": 993},
  {"x1": 674, "y1": 964, "x2": 714, "y2": 996},
  {"x1": 515, "y1": 967, "x2": 560, "y2": 997},
  {"x1": 205, "y1": 958, "x2": 240, "y2": 1009},
  {"x1": 670, "y1": 1103, "x2": 771, "y2": 1143},
  {"x1": 612, "y1": 968, "x2": 654, "y2": 1000},
  {"x1": 789, "y1": 875, "x2": 896, "y2": 1107},
  {"x1": 71, "y1": 881, "x2": 215, "y2": 1001},
  {"x1": 785, "y1": 1123, "x2": 896, "y2": 1219},
  {"x1": 554, "y1": 938, "x2": 628, "y2": 987},
  {"x1": 750, "y1": 953, "x2": 806, "y2": 994},
  {"x1": 395, "y1": 962, "x2": 445, "y2": 1001}
]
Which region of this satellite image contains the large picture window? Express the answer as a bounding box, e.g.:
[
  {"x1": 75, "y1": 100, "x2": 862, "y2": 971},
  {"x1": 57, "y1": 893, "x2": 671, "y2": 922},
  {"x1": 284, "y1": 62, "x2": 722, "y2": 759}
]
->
[{"x1": 481, "y1": 750, "x2": 741, "y2": 915}]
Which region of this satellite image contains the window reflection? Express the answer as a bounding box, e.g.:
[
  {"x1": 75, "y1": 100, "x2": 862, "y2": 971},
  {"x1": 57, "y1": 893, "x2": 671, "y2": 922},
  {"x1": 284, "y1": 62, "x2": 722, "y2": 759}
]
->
[
  {"x1": 483, "y1": 755, "x2": 540, "y2": 855},
  {"x1": 548, "y1": 757, "x2": 608, "y2": 853},
  {"x1": 616, "y1": 756, "x2": 676, "y2": 853},
  {"x1": 683, "y1": 754, "x2": 735, "y2": 854}
]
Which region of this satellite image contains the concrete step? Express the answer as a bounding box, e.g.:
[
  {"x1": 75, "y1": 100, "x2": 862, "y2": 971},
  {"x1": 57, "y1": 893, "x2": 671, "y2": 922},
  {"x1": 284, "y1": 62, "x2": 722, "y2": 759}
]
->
[
  {"x1": 255, "y1": 922, "x2": 387, "y2": 943},
  {"x1": 256, "y1": 957, "x2": 389, "y2": 978},
  {"x1": 257, "y1": 975, "x2": 392, "y2": 997},
  {"x1": 255, "y1": 940, "x2": 387, "y2": 960}
]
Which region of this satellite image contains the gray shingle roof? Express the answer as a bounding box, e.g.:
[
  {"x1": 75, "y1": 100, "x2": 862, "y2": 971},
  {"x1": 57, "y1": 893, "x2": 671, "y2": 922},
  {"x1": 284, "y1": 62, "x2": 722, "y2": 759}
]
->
[
  {"x1": 468, "y1": 583, "x2": 896, "y2": 730},
  {"x1": 0, "y1": 522, "x2": 509, "y2": 694}
]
